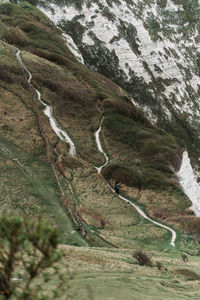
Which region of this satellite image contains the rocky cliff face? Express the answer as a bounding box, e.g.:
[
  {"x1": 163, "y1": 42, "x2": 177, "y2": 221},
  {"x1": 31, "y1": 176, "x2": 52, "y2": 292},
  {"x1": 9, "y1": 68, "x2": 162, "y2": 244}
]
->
[{"x1": 37, "y1": 0, "x2": 200, "y2": 162}]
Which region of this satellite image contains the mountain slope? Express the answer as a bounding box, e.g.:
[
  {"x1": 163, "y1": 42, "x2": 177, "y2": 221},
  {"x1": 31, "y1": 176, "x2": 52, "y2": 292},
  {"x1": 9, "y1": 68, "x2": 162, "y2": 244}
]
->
[
  {"x1": 2, "y1": 1, "x2": 200, "y2": 298},
  {"x1": 38, "y1": 0, "x2": 200, "y2": 163},
  {"x1": 1, "y1": 0, "x2": 199, "y2": 247},
  {"x1": 0, "y1": 2, "x2": 199, "y2": 299}
]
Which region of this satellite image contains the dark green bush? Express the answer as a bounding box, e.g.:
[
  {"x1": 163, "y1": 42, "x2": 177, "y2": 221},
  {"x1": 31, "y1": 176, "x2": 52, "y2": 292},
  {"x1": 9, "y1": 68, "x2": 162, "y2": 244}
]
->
[
  {"x1": 102, "y1": 160, "x2": 175, "y2": 190},
  {"x1": 103, "y1": 99, "x2": 151, "y2": 126},
  {"x1": 104, "y1": 112, "x2": 182, "y2": 172},
  {"x1": 133, "y1": 251, "x2": 152, "y2": 266}
]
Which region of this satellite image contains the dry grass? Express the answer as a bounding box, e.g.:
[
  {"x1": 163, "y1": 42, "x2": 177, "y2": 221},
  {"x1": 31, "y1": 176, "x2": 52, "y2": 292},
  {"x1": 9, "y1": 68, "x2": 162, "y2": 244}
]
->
[
  {"x1": 174, "y1": 269, "x2": 200, "y2": 281},
  {"x1": 4, "y1": 26, "x2": 28, "y2": 46},
  {"x1": 170, "y1": 215, "x2": 200, "y2": 239},
  {"x1": 52, "y1": 245, "x2": 200, "y2": 299},
  {"x1": 0, "y1": 86, "x2": 43, "y2": 152},
  {"x1": 77, "y1": 207, "x2": 108, "y2": 228}
]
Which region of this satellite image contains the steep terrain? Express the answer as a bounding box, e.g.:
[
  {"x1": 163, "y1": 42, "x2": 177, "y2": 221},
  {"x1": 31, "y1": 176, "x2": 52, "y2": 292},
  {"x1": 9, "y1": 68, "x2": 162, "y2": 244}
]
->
[
  {"x1": 1, "y1": 1, "x2": 200, "y2": 299},
  {"x1": 37, "y1": 0, "x2": 200, "y2": 163}
]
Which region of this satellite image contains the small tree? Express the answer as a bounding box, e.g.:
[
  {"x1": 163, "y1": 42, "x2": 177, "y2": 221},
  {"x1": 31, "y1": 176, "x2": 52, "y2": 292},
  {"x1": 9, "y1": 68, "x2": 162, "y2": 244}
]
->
[{"x1": 0, "y1": 216, "x2": 68, "y2": 299}]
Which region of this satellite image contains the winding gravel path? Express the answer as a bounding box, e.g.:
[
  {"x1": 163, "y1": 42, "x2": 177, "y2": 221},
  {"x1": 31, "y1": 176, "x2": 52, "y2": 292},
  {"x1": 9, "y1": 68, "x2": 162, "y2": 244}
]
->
[
  {"x1": 94, "y1": 117, "x2": 109, "y2": 173},
  {"x1": 16, "y1": 50, "x2": 76, "y2": 155},
  {"x1": 95, "y1": 118, "x2": 176, "y2": 247},
  {"x1": 16, "y1": 49, "x2": 176, "y2": 247}
]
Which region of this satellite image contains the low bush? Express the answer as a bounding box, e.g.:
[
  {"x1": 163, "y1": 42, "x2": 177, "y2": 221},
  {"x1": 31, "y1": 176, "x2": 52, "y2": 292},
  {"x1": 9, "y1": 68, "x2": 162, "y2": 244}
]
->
[
  {"x1": 103, "y1": 98, "x2": 151, "y2": 126},
  {"x1": 32, "y1": 48, "x2": 76, "y2": 67},
  {"x1": 104, "y1": 111, "x2": 182, "y2": 177},
  {"x1": 155, "y1": 261, "x2": 163, "y2": 270},
  {"x1": 102, "y1": 160, "x2": 176, "y2": 190},
  {"x1": 133, "y1": 251, "x2": 152, "y2": 266},
  {"x1": 182, "y1": 254, "x2": 188, "y2": 262},
  {"x1": 77, "y1": 207, "x2": 108, "y2": 228},
  {"x1": 102, "y1": 160, "x2": 142, "y2": 187}
]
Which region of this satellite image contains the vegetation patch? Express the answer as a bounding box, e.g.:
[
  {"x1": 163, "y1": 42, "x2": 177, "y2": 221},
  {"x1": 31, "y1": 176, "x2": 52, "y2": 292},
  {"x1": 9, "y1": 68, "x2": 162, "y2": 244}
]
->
[
  {"x1": 133, "y1": 250, "x2": 153, "y2": 266},
  {"x1": 174, "y1": 268, "x2": 200, "y2": 281},
  {"x1": 0, "y1": 215, "x2": 68, "y2": 299}
]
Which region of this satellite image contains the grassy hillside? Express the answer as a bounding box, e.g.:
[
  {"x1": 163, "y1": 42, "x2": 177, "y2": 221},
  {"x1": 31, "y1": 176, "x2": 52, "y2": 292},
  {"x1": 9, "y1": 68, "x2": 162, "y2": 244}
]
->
[
  {"x1": 0, "y1": 0, "x2": 198, "y2": 245},
  {"x1": 1, "y1": 2, "x2": 200, "y2": 298},
  {"x1": 49, "y1": 245, "x2": 200, "y2": 300}
]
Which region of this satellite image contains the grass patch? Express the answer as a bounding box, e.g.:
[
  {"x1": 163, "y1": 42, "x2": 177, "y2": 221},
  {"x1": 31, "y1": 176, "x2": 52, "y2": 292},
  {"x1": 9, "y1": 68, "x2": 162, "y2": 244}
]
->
[{"x1": 174, "y1": 269, "x2": 200, "y2": 281}]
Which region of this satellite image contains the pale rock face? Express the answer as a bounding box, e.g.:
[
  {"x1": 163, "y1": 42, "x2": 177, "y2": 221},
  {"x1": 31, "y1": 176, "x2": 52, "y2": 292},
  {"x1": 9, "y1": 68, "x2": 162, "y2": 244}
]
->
[
  {"x1": 177, "y1": 151, "x2": 200, "y2": 216},
  {"x1": 38, "y1": 0, "x2": 200, "y2": 129},
  {"x1": 62, "y1": 33, "x2": 84, "y2": 64}
]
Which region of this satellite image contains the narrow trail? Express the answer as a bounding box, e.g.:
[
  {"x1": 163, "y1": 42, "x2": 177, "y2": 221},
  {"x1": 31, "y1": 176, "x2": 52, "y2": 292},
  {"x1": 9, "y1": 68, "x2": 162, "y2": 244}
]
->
[
  {"x1": 15, "y1": 50, "x2": 92, "y2": 244},
  {"x1": 16, "y1": 51, "x2": 76, "y2": 155},
  {"x1": 15, "y1": 49, "x2": 176, "y2": 247},
  {"x1": 95, "y1": 117, "x2": 176, "y2": 247},
  {"x1": 94, "y1": 117, "x2": 109, "y2": 173}
]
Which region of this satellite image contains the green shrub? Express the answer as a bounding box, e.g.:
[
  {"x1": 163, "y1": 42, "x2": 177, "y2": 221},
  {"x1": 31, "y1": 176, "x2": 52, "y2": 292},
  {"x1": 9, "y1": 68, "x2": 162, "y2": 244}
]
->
[
  {"x1": 104, "y1": 111, "x2": 182, "y2": 171},
  {"x1": 0, "y1": 63, "x2": 21, "y2": 75},
  {"x1": 181, "y1": 254, "x2": 188, "y2": 262},
  {"x1": 103, "y1": 98, "x2": 151, "y2": 126},
  {"x1": 102, "y1": 160, "x2": 142, "y2": 188},
  {"x1": 0, "y1": 2, "x2": 73, "y2": 57},
  {"x1": 39, "y1": 78, "x2": 62, "y2": 92},
  {"x1": 31, "y1": 48, "x2": 76, "y2": 67},
  {"x1": 102, "y1": 159, "x2": 177, "y2": 190},
  {"x1": 0, "y1": 216, "x2": 68, "y2": 299}
]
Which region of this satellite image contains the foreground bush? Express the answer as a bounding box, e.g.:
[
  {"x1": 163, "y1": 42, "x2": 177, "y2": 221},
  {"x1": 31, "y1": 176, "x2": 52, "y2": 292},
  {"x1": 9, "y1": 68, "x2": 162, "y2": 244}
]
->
[{"x1": 0, "y1": 216, "x2": 67, "y2": 299}]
